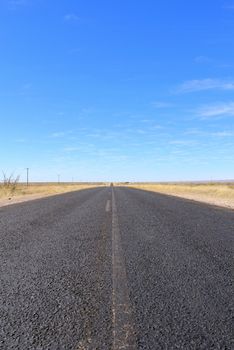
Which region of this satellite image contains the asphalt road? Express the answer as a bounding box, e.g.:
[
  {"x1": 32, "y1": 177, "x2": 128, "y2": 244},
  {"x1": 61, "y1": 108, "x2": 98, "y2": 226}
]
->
[{"x1": 0, "y1": 186, "x2": 233, "y2": 349}]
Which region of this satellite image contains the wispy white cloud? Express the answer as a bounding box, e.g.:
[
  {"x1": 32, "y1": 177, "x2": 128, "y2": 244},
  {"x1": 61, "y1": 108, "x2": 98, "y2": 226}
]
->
[
  {"x1": 64, "y1": 13, "x2": 80, "y2": 22},
  {"x1": 224, "y1": 4, "x2": 234, "y2": 10},
  {"x1": 136, "y1": 129, "x2": 147, "y2": 134},
  {"x1": 151, "y1": 101, "x2": 173, "y2": 108},
  {"x1": 8, "y1": 0, "x2": 30, "y2": 7},
  {"x1": 51, "y1": 132, "x2": 66, "y2": 138},
  {"x1": 63, "y1": 147, "x2": 80, "y2": 152},
  {"x1": 194, "y1": 56, "x2": 212, "y2": 64},
  {"x1": 176, "y1": 79, "x2": 234, "y2": 93},
  {"x1": 185, "y1": 129, "x2": 234, "y2": 137},
  {"x1": 194, "y1": 56, "x2": 234, "y2": 69},
  {"x1": 19, "y1": 82, "x2": 32, "y2": 95},
  {"x1": 151, "y1": 124, "x2": 163, "y2": 130},
  {"x1": 211, "y1": 131, "x2": 234, "y2": 137},
  {"x1": 9, "y1": 0, "x2": 27, "y2": 5},
  {"x1": 14, "y1": 138, "x2": 26, "y2": 143},
  {"x1": 169, "y1": 140, "x2": 196, "y2": 145},
  {"x1": 198, "y1": 102, "x2": 234, "y2": 118}
]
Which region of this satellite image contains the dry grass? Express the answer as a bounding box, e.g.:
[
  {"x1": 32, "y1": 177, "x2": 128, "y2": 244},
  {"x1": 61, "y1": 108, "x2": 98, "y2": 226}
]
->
[
  {"x1": 0, "y1": 183, "x2": 104, "y2": 200},
  {"x1": 122, "y1": 182, "x2": 234, "y2": 209}
]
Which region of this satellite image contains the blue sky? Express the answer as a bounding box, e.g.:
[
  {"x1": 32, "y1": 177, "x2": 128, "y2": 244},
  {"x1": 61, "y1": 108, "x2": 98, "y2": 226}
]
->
[{"x1": 0, "y1": 0, "x2": 234, "y2": 182}]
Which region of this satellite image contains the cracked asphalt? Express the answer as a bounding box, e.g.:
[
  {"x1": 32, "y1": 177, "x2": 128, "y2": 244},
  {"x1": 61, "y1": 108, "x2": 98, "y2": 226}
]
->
[{"x1": 0, "y1": 186, "x2": 233, "y2": 349}]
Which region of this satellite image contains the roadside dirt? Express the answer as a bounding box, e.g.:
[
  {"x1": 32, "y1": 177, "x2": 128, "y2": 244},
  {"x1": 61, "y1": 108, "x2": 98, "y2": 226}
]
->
[
  {"x1": 127, "y1": 185, "x2": 234, "y2": 211},
  {"x1": 158, "y1": 193, "x2": 234, "y2": 210},
  {"x1": 0, "y1": 193, "x2": 52, "y2": 208}
]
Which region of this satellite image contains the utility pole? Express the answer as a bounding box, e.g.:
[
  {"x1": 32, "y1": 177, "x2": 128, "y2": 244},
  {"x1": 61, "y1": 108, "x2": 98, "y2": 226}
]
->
[
  {"x1": 26, "y1": 168, "x2": 29, "y2": 187},
  {"x1": 58, "y1": 174, "x2": 60, "y2": 184}
]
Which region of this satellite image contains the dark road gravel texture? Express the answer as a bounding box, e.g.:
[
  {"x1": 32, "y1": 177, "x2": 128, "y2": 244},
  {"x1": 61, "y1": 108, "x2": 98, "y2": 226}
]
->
[
  {"x1": 114, "y1": 187, "x2": 234, "y2": 350},
  {"x1": 1, "y1": 186, "x2": 233, "y2": 349},
  {"x1": 0, "y1": 187, "x2": 113, "y2": 350}
]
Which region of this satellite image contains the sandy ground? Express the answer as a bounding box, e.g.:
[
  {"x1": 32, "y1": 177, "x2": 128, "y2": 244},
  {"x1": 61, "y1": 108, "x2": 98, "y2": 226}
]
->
[
  {"x1": 0, "y1": 193, "x2": 55, "y2": 208},
  {"x1": 123, "y1": 184, "x2": 234, "y2": 210},
  {"x1": 152, "y1": 192, "x2": 234, "y2": 210},
  {"x1": 0, "y1": 184, "x2": 103, "y2": 208}
]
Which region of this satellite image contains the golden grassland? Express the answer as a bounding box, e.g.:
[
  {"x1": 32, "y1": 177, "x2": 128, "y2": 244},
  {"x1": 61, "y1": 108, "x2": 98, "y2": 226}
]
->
[
  {"x1": 120, "y1": 182, "x2": 234, "y2": 209},
  {"x1": 0, "y1": 182, "x2": 105, "y2": 200},
  {"x1": 1, "y1": 181, "x2": 234, "y2": 210}
]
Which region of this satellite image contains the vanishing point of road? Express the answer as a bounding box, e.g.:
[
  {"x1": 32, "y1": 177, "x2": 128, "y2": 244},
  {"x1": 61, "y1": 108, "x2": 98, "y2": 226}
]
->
[{"x1": 0, "y1": 186, "x2": 233, "y2": 349}]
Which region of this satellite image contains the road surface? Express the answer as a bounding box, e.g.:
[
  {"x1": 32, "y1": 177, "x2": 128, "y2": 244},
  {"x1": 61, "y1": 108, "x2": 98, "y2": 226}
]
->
[{"x1": 0, "y1": 186, "x2": 233, "y2": 349}]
